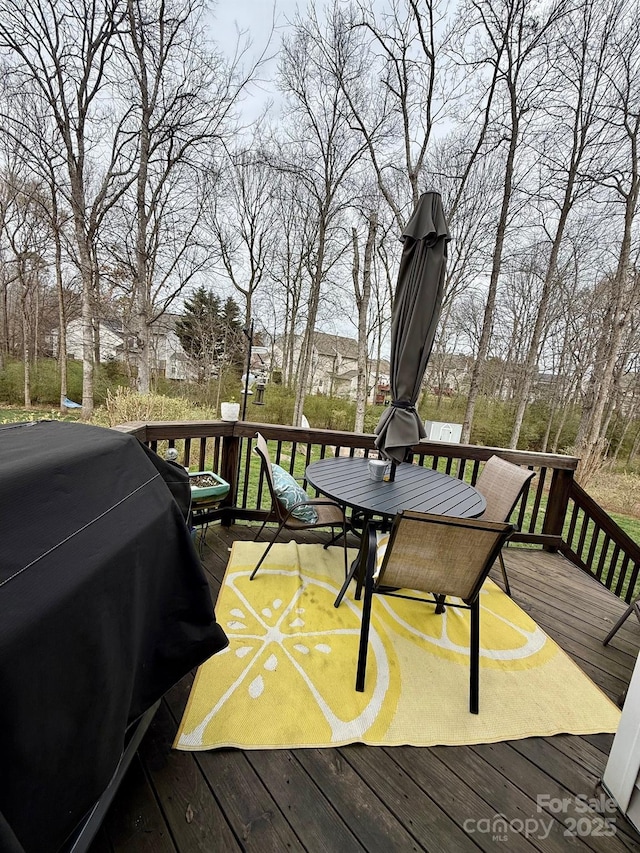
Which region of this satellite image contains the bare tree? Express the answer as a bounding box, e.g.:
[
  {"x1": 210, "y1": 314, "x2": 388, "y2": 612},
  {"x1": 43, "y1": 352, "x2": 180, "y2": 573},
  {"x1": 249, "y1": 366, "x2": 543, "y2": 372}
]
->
[
  {"x1": 0, "y1": 94, "x2": 77, "y2": 410},
  {"x1": 113, "y1": 0, "x2": 261, "y2": 392},
  {"x1": 262, "y1": 174, "x2": 317, "y2": 388},
  {"x1": 0, "y1": 0, "x2": 128, "y2": 416},
  {"x1": 334, "y1": 0, "x2": 452, "y2": 226},
  {"x1": 507, "y1": 0, "x2": 618, "y2": 448},
  {"x1": 575, "y1": 14, "x2": 640, "y2": 479},
  {"x1": 352, "y1": 209, "x2": 378, "y2": 432},
  {"x1": 1, "y1": 175, "x2": 50, "y2": 405},
  {"x1": 459, "y1": 0, "x2": 569, "y2": 442},
  {"x1": 275, "y1": 8, "x2": 367, "y2": 426},
  {"x1": 207, "y1": 145, "x2": 277, "y2": 329}
]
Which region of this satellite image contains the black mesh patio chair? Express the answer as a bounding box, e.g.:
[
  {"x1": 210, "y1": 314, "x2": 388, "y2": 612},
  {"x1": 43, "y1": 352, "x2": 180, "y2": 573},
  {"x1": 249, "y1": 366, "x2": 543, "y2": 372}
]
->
[
  {"x1": 356, "y1": 511, "x2": 514, "y2": 713},
  {"x1": 249, "y1": 432, "x2": 349, "y2": 581},
  {"x1": 475, "y1": 455, "x2": 535, "y2": 597}
]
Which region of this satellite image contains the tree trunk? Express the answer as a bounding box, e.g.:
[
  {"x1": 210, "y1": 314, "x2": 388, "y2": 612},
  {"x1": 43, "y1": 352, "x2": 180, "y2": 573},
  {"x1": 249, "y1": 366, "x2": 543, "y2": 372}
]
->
[
  {"x1": 21, "y1": 301, "x2": 30, "y2": 408},
  {"x1": 354, "y1": 213, "x2": 377, "y2": 433},
  {"x1": 461, "y1": 104, "x2": 520, "y2": 442},
  {"x1": 68, "y1": 164, "x2": 95, "y2": 418},
  {"x1": 576, "y1": 187, "x2": 639, "y2": 476},
  {"x1": 53, "y1": 219, "x2": 68, "y2": 411},
  {"x1": 293, "y1": 221, "x2": 326, "y2": 426}
]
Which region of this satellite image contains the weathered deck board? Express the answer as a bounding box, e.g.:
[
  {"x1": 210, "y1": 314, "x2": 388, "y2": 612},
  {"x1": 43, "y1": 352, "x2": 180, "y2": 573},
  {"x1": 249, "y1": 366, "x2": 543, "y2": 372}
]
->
[{"x1": 88, "y1": 523, "x2": 640, "y2": 853}]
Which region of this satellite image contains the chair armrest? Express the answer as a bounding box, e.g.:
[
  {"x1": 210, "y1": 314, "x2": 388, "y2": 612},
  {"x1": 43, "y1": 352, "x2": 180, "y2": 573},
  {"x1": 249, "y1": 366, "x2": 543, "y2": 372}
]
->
[{"x1": 304, "y1": 498, "x2": 345, "y2": 509}]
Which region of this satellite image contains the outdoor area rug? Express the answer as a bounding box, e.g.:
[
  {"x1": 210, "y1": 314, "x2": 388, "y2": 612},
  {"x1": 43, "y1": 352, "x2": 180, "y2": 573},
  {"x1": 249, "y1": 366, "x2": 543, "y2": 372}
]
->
[{"x1": 174, "y1": 541, "x2": 620, "y2": 751}]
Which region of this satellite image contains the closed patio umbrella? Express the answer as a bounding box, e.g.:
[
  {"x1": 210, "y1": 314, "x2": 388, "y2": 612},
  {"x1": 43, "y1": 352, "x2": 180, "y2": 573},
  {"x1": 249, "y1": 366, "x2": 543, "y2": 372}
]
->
[{"x1": 374, "y1": 190, "x2": 450, "y2": 474}]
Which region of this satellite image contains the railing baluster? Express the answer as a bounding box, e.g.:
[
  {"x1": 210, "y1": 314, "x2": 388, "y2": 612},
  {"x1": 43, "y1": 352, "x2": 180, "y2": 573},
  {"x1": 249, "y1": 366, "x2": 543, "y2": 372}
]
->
[
  {"x1": 241, "y1": 436, "x2": 253, "y2": 509},
  {"x1": 615, "y1": 555, "x2": 630, "y2": 598},
  {"x1": 586, "y1": 525, "x2": 600, "y2": 572},
  {"x1": 566, "y1": 501, "x2": 579, "y2": 546},
  {"x1": 624, "y1": 562, "x2": 640, "y2": 604},
  {"x1": 576, "y1": 513, "x2": 590, "y2": 562},
  {"x1": 289, "y1": 441, "x2": 298, "y2": 475},
  {"x1": 605, "y1": 544, "x2": 621, "y2": 589},
  {"x1": 526, "y1": 468, "x2": 543, "y2": 533},
  {"x1": 595, "y1": 534, "x2": 611, "y2": 581}
]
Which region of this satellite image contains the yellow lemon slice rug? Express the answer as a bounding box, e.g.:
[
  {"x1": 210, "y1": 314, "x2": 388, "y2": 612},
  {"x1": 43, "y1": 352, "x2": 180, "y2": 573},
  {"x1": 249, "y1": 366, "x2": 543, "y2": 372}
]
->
[{"x1": 174, "y1": 541, "x2": 620, "y2": 750}]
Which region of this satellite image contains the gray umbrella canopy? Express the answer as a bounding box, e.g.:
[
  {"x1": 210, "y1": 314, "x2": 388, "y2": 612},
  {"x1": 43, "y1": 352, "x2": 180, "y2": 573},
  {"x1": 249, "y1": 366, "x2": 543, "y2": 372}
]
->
[{"x1": 374, "y1": 191, "x2": 450, "y2": 465}]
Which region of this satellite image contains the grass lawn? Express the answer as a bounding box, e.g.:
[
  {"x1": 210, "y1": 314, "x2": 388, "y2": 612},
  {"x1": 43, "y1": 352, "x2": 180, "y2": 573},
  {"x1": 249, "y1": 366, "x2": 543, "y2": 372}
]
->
[
  {"x1": 0, "y1": 406, "x2": 79, "y2": 424},
  {"x1": 609, "y1": 512, "x2": 640, "y2": 545}
]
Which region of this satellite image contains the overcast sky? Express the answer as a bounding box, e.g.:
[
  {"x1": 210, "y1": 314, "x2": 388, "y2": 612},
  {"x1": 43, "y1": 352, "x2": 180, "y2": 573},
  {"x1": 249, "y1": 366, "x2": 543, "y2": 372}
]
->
[
  {"x1": 208, "y1": 0, "x2": 300, "y2": 121},
  {"x1": 210, "y1": 0, "x2": 299, "y2": 40}
]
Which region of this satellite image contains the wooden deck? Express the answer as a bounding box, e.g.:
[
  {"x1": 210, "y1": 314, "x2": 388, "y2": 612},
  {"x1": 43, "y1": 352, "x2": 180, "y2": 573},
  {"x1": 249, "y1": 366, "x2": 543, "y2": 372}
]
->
[{"x1": 88, "y1": 522, "x2": 640, "y2": 853}]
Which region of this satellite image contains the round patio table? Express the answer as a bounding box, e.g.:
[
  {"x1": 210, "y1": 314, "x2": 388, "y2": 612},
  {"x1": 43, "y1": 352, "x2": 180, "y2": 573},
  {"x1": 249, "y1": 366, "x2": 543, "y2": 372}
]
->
[
  {"x1": 305, "y1": 456, "x2": 485, "y2": 520},
  {"x1": 305, "y1": 456, "x2": 486, "y2": 607}
]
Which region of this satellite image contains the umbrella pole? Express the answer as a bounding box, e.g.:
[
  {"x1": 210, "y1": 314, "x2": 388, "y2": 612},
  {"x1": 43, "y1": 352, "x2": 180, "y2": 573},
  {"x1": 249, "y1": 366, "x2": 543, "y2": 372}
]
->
[{"x1": 388, "y1": 462, "x2": 397, "y2": 482}]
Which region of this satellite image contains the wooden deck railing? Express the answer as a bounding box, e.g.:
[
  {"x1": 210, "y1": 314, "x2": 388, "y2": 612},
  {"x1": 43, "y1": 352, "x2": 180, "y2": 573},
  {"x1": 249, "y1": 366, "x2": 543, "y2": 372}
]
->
[
  {"x1": 116, "y1": 419, "x2": 639, "y2": 603},
  {"x1": 560, "y1": 481, "x2": 640, "y2": 603}
]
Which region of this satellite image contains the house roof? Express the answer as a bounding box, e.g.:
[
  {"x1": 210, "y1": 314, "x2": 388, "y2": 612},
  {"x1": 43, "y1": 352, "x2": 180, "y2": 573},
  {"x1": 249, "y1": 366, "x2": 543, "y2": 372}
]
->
[
  {"x1": 370, "y1": 359, "x2": 391, "y2": 375},
  {"x1": 275, "y1": 333, "x2": 389, "y2": 371},
  {"x1": 313, "y1": 332, "x2": 359, "y2": 360}
]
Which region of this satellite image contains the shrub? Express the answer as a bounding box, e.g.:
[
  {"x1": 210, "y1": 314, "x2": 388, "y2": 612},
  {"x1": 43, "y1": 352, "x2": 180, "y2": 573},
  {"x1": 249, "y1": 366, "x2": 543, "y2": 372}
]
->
[{"x1": 94, "y1": 387, "x2": 217, "y2": 427}]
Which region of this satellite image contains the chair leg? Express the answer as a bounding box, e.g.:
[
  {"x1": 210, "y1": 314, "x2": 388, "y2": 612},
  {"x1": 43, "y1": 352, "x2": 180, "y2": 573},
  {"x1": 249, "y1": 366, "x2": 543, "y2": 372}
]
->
[
  {"x1": 498, "y1": 551, "x2": 511, "y2": 597},
  {"x1": 603, "y1": 600, "x2": 640, "y2": 645},
  {"x1": 253, "y1": 517, "x2": 269, "y2": 542},
  {"x1": 470, "y1": 598, "x2": 480, "y2": 714},
  {"x1": 356, "y1": 532, "x2": 377, "y2": 692},
  {"x1": 342, "y1": 524, "x2": 349, "y2": 579},
  {"x1": 354, "y1": 544, "x2": 368, "y2": 601},
  {"x1": 249, "y1": 520, "x2": 288, "y2": 580},
  {"x1": 324, "y1": 528, "x2": 345, "y2": 548},
  {"x1": 334, "y1": 554, "x2": 359, "y2": 607},
  {"x1": 322, "y1": 525, "x2": 350, "y2": 579},
  {"x1": 435, "y1": 594, "x2": 447, "y2": 614}
]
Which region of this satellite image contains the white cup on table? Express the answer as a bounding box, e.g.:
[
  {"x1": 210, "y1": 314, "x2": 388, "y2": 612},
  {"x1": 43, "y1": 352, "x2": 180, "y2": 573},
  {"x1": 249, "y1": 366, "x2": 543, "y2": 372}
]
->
[{"x1": 368, "y1": 459, "x2": 387, "y2": 481}]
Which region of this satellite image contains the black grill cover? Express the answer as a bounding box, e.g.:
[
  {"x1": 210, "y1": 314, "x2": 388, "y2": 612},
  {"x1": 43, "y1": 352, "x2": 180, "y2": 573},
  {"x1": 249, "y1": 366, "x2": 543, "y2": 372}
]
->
[{"x1": 0, "y1": 421, "x2": 228, "y2": 852}]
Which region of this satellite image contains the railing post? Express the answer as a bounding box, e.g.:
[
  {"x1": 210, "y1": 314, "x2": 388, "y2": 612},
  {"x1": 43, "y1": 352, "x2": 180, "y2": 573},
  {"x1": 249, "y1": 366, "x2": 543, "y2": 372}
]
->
[
  {"x1": 542, "y1": 468, "x2": 574, "y2": 552},
  {"x1": 220, "y1": 431, "x2": 241, "y2": 527}
]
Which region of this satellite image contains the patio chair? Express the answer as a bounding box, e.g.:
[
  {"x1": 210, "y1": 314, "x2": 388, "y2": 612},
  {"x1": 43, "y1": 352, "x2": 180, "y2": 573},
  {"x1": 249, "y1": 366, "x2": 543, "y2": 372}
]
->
[
  {"x1": 475, "y1": 455, "x2": 535, "y2": 597},
  {"x1": 356, "y1": 511, "x2": 515, "y2": 713},
  {"x1": 249, "y1": 432, "x2": 349, "y2": 581}
]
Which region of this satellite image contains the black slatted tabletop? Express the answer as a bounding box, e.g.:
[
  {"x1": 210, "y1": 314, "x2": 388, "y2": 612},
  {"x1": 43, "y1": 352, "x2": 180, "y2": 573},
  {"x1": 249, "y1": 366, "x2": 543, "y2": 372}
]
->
[{"x1": 305, "y1": 457, "x2": 485, "y2": 519}]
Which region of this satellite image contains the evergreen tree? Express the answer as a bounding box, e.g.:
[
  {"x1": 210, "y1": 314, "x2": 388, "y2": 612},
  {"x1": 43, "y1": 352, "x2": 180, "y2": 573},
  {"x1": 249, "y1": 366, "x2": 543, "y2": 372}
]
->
[{"x1": 175, "y1": 287, "x2": 243, "y2": 381}]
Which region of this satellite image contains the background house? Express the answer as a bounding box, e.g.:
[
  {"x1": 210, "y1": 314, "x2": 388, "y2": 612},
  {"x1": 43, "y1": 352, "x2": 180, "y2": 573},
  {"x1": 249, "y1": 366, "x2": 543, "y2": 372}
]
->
[
  {"x1": 274, "y1": 332, "x2": 390, "y2": 402},
  {"x1": 53, "y1": 314, "x2": 194, "y2": 381}
]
